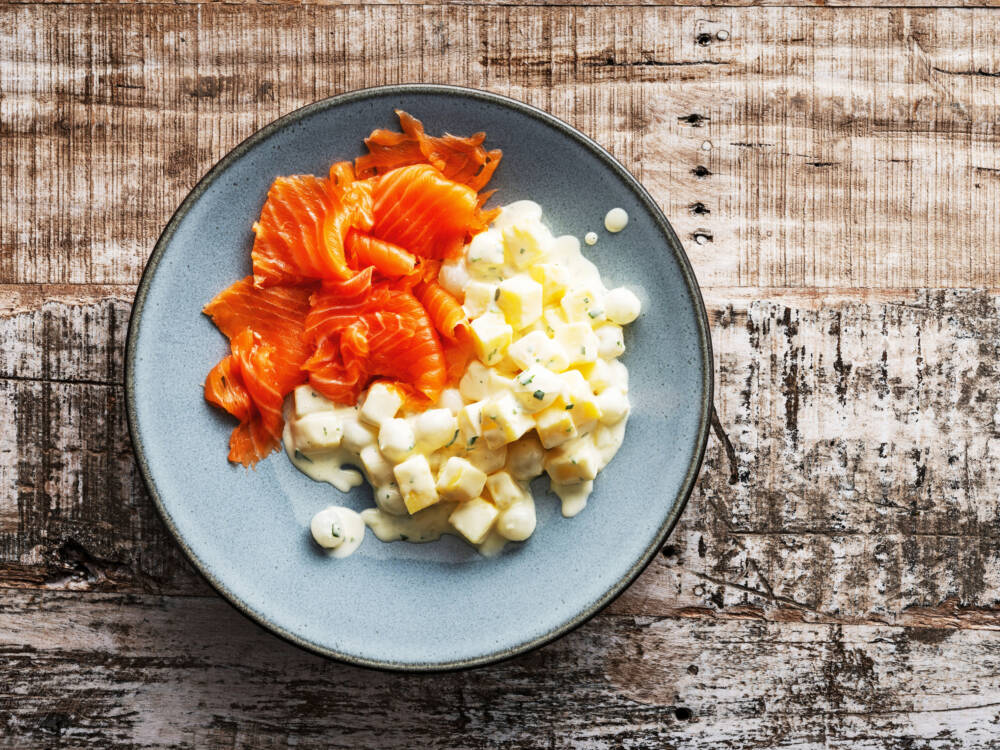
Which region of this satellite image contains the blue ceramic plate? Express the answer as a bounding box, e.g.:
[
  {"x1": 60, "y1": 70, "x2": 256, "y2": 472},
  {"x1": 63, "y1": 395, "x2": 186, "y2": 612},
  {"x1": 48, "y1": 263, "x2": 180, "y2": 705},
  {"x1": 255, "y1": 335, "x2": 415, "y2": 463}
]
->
[{"x1": 127, "y1": 85, "x2": 712, "y2": 670}]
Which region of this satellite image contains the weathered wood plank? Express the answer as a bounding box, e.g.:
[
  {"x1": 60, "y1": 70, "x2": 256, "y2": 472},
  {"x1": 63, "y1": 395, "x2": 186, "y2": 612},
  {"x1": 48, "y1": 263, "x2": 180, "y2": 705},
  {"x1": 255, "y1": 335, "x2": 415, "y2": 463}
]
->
[
  {"x1": 5, "y1": 0, "x2": 1000, "y2": 8},
  {"x1": 2, "y1": 590, "x2": 1000, "y2": 749},
  {"x1": 5, "y1": 288, "x2": 1000, "y2": 631},
  {"x1": 3, "y1": 7, "x2": 1000, "y2": 288}
]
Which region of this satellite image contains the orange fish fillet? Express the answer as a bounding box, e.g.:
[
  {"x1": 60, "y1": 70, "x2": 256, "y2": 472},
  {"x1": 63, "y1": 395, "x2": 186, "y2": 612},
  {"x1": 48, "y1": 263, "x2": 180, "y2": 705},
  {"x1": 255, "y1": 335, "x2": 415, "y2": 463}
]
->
[
  {"x1": 251, "y1": 163, "x2": 373, "y2": 287},
  {"x1": 371, "y1": 164, "x2": 495, "y2": 261},
  {"x1": 206, "y1": 113, "x2": 502, "y2": 467},
  {"x1": 203, "y1": 277, "x2": 314, "y2": 390},
  {"x1": 305, "y1": 276, "x2": 447, "y2": 405},
  {"x1": 204, "y1": 330, "x2": 283, "y2": 467},
  {"x1": 345, "y1": 231, "x2": 416, "y2": 277},
  {"x1": 356, "y1": 110, "x2": 502, "y2": 192}
]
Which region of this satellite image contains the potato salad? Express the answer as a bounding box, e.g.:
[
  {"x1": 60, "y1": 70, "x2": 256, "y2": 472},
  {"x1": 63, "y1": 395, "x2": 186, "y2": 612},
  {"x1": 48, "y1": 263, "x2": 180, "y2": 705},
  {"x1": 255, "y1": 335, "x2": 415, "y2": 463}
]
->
[{"x1": 286, "y1": 201, "x2": 641, "y2": 556}]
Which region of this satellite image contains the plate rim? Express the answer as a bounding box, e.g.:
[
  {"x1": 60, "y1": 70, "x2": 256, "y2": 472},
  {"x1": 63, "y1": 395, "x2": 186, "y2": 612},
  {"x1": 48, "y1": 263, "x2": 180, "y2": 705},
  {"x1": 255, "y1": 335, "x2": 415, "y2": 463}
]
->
[{"x1": 125, "y1": 83, "x2": 714, "y2": 672}]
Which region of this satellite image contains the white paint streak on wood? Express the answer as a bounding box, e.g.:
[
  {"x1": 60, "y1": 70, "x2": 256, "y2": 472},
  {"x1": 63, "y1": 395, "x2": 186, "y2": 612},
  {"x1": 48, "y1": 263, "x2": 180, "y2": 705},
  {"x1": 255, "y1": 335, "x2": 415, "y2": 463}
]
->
[
  {"x1": 3, "y1": 591, "x2": 1000, "y2": 748},
  {"x1": 3, "y1": 8, "x2": 1000, "y2": 287}
]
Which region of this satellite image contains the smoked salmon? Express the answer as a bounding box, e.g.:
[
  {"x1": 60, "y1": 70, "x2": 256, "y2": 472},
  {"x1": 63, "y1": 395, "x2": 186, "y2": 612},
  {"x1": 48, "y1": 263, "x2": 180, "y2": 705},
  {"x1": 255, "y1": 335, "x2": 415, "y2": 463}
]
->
[
  {"x1": 205, "y1": 112, "x2": 499, "y2": 466},
  {"x1": 356, "y1": 110, "x2": 502, "y2": 192}
]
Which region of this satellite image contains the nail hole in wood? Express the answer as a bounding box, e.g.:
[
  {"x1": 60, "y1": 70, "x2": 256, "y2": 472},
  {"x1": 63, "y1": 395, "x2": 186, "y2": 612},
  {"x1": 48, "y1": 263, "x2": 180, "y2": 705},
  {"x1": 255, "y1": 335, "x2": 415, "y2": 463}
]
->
[{"x1": 675, "y1": 707, "x2": 693, "y2": 721}]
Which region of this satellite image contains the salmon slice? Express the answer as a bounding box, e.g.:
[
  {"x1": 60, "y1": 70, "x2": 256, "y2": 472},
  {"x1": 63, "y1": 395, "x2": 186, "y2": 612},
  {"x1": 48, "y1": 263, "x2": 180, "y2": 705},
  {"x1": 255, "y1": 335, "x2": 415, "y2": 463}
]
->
[
  {"x1": 204, "y1": 329, "x2": 284, "y2": 467},
  {"x1": 370, "y1": 164, "x2": 494, "y2": 260},
  {"x1": 251, "y1": 163, "x2": 373, "y2": 286},
  {"x1": 356, "y1": 110, "x2": 502, "y2": 192},
  {"x1": 413, "y1": 280, "x2": 469, "y2": 343},
  {"x1": 345, "y1": 231, "x2": 416, "y2": 277},
  {"x1": 203, "y1": 277, "x2": 313, "y2": 390},
  {"x1": 228, "y1": 417, "x2": 280, "y2": 468},
  {"x1": 204, "y1": 355, "x2": 253, "y2": 423},
  {"x1": 305, "y1": 280, "x2": 447, "y2": 405}
]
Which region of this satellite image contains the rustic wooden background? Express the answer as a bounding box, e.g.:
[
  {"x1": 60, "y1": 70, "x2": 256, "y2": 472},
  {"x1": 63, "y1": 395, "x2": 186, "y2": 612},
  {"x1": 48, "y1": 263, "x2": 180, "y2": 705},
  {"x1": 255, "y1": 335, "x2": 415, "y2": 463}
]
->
[{"x1": 4, "y1": 2, "x2": 1000, "y2": 748}]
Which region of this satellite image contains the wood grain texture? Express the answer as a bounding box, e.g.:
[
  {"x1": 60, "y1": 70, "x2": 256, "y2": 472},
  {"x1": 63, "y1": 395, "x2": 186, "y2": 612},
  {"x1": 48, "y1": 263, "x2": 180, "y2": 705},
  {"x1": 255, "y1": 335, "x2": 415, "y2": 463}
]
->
[
  {"x1": 3, "y1": 7, "x2": 1000, "y2": 289},
  {"x1": 3, "y1": 591, "x2": 1000, "y2": 749},
  {"x1": 6, "y1": 2, "x2": 1000, "y2": 747},
  {"x1": 7, "y1": 290, "x2": 1000, "y2": 626}
]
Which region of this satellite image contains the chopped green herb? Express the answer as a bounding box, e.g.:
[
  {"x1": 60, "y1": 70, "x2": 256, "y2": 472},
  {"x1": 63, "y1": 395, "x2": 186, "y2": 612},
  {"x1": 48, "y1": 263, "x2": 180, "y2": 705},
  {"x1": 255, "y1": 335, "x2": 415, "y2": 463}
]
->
[
  {"x1": 331, "y1": 525, "x2": 341, "y2": 538},
  {"x1": 533, "y1": 390, "x2": 546, "y2": 400},
  {"x1": 294, "y1": 450, "x2": 313, "y2": 463},
  {"x1": 565, "y1": 404, "x2": 575, "y2": 410},
  {"x1": 583, "y1": 297, "x2": 590, "y2": 304},
  {"x1": 445, "y1": 429, "x2": 459, "y2": 448},
  {"x1": 520, "y1": 373, "x2": 535, "y2": 385},
  {"x1": 494, "y1": 288, "x2": 501, "y2": 301},
  {"x1": 588, "y1": 310, "x2": 602, "y2": 319},
  {"x1": 322, "y1": 427, "x2": 328, "y2": 436},
  {"x1": 488, "y1": 348, "x2": 498, "y2": 360},
  {"x1": 311, "y1": 390, "x2": 319, "y2": 398},
  {"x1": 519, "y1": 247, "x2": 526, "y2": 255},
  {"x1": 580, "y1": 346, "x2": 587, "y2": 355},
  {"x1": 470, "y1": 256, "x2": 480, "y2": 262},
  {"x1": 468, "y1": 436, "x2": 479, "y2": 447},
  {"x1": 399, "y1": 534, "x2": 409, "y2": 541}
]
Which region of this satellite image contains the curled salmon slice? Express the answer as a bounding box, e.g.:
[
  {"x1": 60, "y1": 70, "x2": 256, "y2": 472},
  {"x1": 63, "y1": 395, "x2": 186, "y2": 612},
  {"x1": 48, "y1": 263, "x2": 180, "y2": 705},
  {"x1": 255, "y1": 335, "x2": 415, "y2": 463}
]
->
[{"x1": 356, "y1": 110, "x2": 502, "y2": 192}]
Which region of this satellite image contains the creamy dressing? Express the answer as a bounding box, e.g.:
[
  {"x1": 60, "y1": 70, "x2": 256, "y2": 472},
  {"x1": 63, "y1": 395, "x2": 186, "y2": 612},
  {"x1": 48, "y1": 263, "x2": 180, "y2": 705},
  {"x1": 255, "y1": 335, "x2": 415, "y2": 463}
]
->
[
  {"x1": 309, "y1": 505, "x2": 366, "y2": 558},
  {"x1": 284, "y1": 199, "x2": 641, "y2": 558},
  {"x1": 604, "y1": 207, "x2": 629, "y2": 233},
  {"x1": 584, "y1": 231, "x2": 598, "y2": 246}
]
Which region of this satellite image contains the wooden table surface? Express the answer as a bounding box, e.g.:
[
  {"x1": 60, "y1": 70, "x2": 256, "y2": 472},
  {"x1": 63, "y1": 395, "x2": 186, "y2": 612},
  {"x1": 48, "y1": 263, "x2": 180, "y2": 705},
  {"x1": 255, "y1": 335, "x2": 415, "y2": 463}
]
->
[{"x1": 4, "y1": 2, "x2": 1000, "y2": 747}]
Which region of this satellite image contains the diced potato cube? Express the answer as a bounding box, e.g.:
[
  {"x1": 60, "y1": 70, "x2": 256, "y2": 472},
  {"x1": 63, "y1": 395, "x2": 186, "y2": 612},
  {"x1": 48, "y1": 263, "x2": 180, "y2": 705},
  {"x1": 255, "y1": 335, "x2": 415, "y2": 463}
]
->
[
  {"x1": 465, "y1": 441, "x2": 507, "y2": 475},
  {"x1": 497, "y1": 498, "x2": 536, "y2": 541},
  {"x1": 595, "y1": 324, "x2": 625, "y2": 359},
  {"x1": 512, "y1": 365, "x2": 565, "y2": 413},
  {"x1": 462, "y1": 281, "x2": 498, "y2": 319},
  {"x1": 597, "y1": 388, "x2": 630, "y2": 425},
  {"x1": 605, "y1": 287, "x2": 642, "y2": 325},
  {"x1": 542, "y1": 307, "x2": 569, "y2": 336},
  {"x1": 488, "y1": 369, "x2": 517, "y2": 392},
  {"x1": 448, "y1": 497, "x2": 499, "y2": 544},
  {"x1": 529, "y1": 263, "x2": 570, "y2": 305},
  {"x1": 503, "y1": 224, "x2": 547, "y2": 270},
  {"x1": 496, "y1": 277, "x2": 543, "y2": 330},
  {"x1": 360, "y1": 444, "x2": 394, "y2": 485},
  {"x1": 545, "y1": 438, "x2": 602, "y2": 484},
  {"x1": 496, "y1": 200, "x2": 542, "y2": 227},
  {"x1": 378, "y1": 418, "x2": 416, "y2": 463},
  {"x1": 373, "y1": 483, "x2": 407, "y2": 516},
  {"x1": 607, "y1": 359, "x2": 630, "y2": 391},
  {"x1": 459, "y1": 400, "x2": 487, "y2": 443},
  {"x1": 341, "y1": 419, "x2": 377, "y2": 451},
  {"x1": 507, "y1": 434, "x2": 545, "y2": 480},
  {"x1": 292, "y1": 412, "x2": 343, "y2": 454},
  {"x1": 438, "y1": 387, "x2": 465, "y2": 416},
  {"x1": 481, "y1": 394, "x2": 534, "y2": 449},
  {"x1": 438, "y1": 257, "x2": 470, "y2": 298},
  {"x1": 561, "y1": 287, "x2": 605, "y2": 324},
  {"x1": 557, "y1": 369, "x2": 602, "y2": 432},
  {"x1": 359, "y1": 382, "x2": 403, "y2": 426},
  {"x1": 535, "y1": 405, "x2": 578, "y2": 449},
  {"x1": 459, "y1": 360, "x2": 492, "y2": 402},
  {"x1": 470, "y1": 313, "x2": 513, "y2": 366},
  {"x1": 394, "y1": 455, "x2": 440, "y2": 514},
  {"x1": 436, "y1": 456, "x2": 488, "y2": 502},
  {"x1": 293, "y1": 385, "x2": 335, "y2": 419},
  {"x1": 485, "y1": 471, "x2": 526, "y2": 510},
  {"x1": 508, "y1": 330, "x2": 569, "y2": 373},
  {"x1": 466, "y1": 230, "x2": 505, "y2": 279},
  {"x1": 554, "y1": 322, "x2": 600, "y2": 366},
  {"x1": 577, "y1": 359, "x2": 613, "y2": 394},
  {"x1": 415, "y1": 409, "x2": 460, "y2": 453}
]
